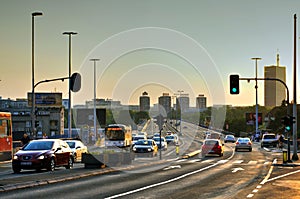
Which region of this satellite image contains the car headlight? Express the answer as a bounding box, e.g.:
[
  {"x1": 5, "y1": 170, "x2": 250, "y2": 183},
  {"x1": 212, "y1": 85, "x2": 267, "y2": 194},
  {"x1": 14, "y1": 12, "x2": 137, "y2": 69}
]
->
[
  {"x1": 13, "y1": 155, "x2": 18, "y2": 160},
  {"x1": 132, "y1": 147, "x2": 137, "y2": 151},
  {"x1": 37, "y1": 155, "x2": 45, "y2": 160},
  {"x1": 147, "y1": 148, "x2": 152, "y2": 152}
]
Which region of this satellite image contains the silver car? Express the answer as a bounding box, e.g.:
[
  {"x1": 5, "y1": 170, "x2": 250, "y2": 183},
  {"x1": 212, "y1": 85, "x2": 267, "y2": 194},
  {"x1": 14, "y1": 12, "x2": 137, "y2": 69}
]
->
[{"x1": 235, "y1": 137, "x2": 252, "y2": 152}]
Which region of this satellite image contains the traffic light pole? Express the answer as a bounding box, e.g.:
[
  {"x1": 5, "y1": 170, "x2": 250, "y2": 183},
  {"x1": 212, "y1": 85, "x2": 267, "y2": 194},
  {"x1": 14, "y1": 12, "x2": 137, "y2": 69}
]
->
[{"x1": 240, "y1": 77, "x2": 293, "y2": 161}]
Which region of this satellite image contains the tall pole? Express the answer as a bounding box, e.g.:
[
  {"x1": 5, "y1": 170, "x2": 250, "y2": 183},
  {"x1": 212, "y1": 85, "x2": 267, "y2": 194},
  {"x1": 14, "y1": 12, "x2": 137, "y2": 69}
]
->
[
  {"x1": 63, "y1": 32, "x2": 77, "y2": 138},
  {"x1": 251, "y1": 57, "x2": 262, "y2": 136},
  {"x1": 292, "y1": 14, "x2": 299, "y2": 160},
  {"x1": 90, "y1": 59, "x2": 100, "y2": 138},
  {"x1": 177, "y1": 90, "x2": 184, "y2": 134},
  {"x1": 31, "y1": 12, "x2": 43, "y2": 138}
]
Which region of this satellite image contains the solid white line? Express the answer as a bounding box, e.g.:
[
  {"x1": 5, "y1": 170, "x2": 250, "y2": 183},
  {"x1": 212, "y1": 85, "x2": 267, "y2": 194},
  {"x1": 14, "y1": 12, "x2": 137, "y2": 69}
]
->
[
  {"x1": 267, "y1": 169, "x2": 300, "y2": 183},
  {"x1": 105, "y1": 158, "x2": 231, "y2": 199},
  {"x1": 260, "y1": 159, "x2": 277, "y2": 185}
]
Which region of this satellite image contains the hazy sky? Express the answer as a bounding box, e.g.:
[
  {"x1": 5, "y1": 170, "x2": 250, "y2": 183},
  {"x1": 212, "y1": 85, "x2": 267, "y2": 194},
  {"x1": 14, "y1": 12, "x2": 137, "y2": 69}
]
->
[{"x1": 1, "y1": 0, "x2": 300, "y2": 107}]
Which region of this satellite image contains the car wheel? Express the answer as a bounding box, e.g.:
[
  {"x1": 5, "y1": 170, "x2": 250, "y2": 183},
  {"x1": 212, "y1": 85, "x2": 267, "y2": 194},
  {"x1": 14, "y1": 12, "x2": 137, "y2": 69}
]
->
[
  {"x1": 13, "y1": 166, "x2": 21, "y2": 174},
  {"x1": 65, "y1": 156, "x2": 73, "y2": 169},
  {"x1": 47, "y1": 158, "x2": 55, "y2": 171},
  {"x1": 74, "y1": 153, "x2": 77, "y2": 162},
  {"x1": 235, "y1": 148, "x2": 238, "y2": 152},
  {"x1": 249, "y1": 148, "x2": 252, "y2": 152}
]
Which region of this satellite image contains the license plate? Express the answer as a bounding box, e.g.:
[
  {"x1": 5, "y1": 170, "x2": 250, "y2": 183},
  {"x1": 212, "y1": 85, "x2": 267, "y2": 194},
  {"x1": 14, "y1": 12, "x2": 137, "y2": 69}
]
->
[{"x1": 21, "y1": 162, "x2": 32, "y2": 166}]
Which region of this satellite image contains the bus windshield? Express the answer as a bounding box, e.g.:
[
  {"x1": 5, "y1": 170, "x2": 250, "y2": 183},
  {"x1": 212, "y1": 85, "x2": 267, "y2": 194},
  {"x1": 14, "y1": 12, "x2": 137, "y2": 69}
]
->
[{"x1": 105, "y1": 129, "x2": 125, "y2": 140}]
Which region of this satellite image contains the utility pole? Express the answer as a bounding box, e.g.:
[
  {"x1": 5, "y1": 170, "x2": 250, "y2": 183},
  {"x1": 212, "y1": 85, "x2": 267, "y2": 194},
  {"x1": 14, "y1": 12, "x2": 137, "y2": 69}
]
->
[
  {"x1": 251, "y1": 57, "x2": 262, "y2": 136},
  {"x1": 292, "y1": 14, "x2": 298, "y2": 161}
]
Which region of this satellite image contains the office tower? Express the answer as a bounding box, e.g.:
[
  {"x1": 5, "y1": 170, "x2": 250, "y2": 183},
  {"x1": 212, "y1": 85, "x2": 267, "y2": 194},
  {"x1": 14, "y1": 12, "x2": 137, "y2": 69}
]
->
[{"x1": 264, "y1": 54, "x2": 286, "y2": 107}]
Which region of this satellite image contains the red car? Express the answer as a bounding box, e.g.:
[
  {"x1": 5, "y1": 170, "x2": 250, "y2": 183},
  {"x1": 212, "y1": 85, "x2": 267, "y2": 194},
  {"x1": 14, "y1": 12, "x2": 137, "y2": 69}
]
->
[
  {"x1": 201, "y1": 139, "x2": 224, "y2": 157},
  {"x1": 12, "y1": 139, "x2": 74, "y2": 173}
]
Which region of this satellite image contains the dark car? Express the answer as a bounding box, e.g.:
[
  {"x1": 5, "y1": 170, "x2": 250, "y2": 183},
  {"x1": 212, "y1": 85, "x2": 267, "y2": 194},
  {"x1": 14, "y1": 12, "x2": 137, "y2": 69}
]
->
[
  {"x1": 201, "y1": 139, "x2": 224, "y2": 157},
  {"x1": 235, "y1": 137, "x2": 252, "y2": 152},
  {"x1": 12, "y1": 139, "x2": 74, "y2": 173},
  {"x1": 224, "y1": 135, "x2": 235, "y2": 143},
  {"x1": 132, "y1": 139, "x2": 158, "y2": 157}
]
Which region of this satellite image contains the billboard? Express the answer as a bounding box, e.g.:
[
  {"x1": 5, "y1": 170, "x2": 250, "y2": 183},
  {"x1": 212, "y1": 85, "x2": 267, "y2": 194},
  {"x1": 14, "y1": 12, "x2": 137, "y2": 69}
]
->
[
  {"x1": 28, "y1": 93, "x2": 62, "y2": 107},
  {"x1": 246, "y1": 112, "x2": 262, "y2": 125},
  {"x1": 75, "y1": 108, "x2": 106, "y2": 127}
]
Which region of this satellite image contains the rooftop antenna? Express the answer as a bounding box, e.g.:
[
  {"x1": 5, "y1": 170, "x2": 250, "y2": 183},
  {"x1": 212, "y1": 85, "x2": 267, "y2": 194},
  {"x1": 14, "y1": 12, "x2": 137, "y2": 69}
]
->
[{"x1": 277, "y1": 49, "x2": 280, "y2": 66}]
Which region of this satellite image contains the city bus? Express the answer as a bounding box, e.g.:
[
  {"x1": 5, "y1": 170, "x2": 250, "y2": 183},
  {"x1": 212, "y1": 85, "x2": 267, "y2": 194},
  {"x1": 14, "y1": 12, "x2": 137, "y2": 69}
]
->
[
  {"x1": 105, "y1": 124, "x2": 132, "y2": 147},
  {"x1": 0, "y1": 112, "x2": 12, "y2": 161}
]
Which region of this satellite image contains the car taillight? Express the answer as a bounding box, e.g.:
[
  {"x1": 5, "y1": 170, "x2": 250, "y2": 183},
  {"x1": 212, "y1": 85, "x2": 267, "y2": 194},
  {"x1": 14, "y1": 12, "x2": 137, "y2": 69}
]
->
[
  {"x1": 236, "y1": 142, "x2": 239, "y2": 145},
  {"x1": 248, "y1": 142, "x2": 252, "y2": 145}
]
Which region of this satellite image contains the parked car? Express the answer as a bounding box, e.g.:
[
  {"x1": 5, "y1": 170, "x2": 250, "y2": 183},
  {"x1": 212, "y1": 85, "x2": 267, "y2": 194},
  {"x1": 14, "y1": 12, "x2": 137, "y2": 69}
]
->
[
  {"x1": 65, "y1": 139, "x2": 88, "y2": 162},
  {"x1": 132, "y1": 139, "x2": 158, "y2": 157},
  {"x1": 165, "y1": 134, "x2": 178, "y2": 145},
  {"x1": 261, "y1": 133, "x2": 278, "y2": 148},
  {"x1": 224, "y1": 135, "x2": 236, "y2": 143},
  {"x1": 153, "y1": 137, "x2": 168, "y2": 150},
  {"x1": 12, "y1": 139, "x2": 74, "y2": 173},
  {"x1": 201, "y1": 139, "x2": 224, "y2": 157},
  {"x1": 235, "y1": 137, "x2": 252, "y2": 152}
]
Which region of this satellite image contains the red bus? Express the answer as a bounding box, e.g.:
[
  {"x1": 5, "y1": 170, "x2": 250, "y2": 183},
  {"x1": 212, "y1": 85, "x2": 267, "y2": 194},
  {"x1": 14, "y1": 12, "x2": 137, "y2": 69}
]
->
[{"x1": 0, "y1": 112, "x2": 12, "y2": 161}]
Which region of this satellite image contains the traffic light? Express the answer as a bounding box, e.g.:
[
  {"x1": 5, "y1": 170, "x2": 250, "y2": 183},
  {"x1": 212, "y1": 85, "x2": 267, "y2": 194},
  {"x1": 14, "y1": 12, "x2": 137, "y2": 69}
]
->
[
  {"x1": 281, "y1": 115, "x2": 292, "y2": 131},
  {"x1": 229, "y1": 75, "x2": 240, "y2": 94},
  {"x1": 70, "y1": 72, "x2": 81, "y2": 92},
  {"x1": 35, "y1": 121, "x2": 40, "y2": 127}
]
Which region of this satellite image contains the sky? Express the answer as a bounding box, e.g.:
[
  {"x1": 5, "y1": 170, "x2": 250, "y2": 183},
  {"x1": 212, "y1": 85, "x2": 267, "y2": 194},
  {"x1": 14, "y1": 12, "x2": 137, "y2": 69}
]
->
[{"x1": 0, "y1": 0, "x2": 300, "y2": 107}]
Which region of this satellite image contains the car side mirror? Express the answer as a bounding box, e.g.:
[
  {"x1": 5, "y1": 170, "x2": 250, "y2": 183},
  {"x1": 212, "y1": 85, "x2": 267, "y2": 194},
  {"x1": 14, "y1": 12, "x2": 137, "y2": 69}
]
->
[{"x1": 55, "y1": 147, "x2": 62, "y2": 152}]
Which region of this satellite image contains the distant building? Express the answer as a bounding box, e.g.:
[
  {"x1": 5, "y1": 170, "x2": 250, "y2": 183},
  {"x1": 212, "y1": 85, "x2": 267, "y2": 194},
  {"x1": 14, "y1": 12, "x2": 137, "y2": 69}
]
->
[
  {"x1": 196, "y1": 94, "x2": 207, "y2": 109},
  {"x1": 0, "y1": 95, "x2": 64, "y2": 140},
  {"x1": 139, "y1": 92, "x2": 150, "y2": 112},
  {"x1": 158, "y1": 93, "x2": 171, "y2": 117},
  {"x1": 176, "y1": 96, "x2": 189, "y2": 113},
  {"x1": 264, "y1": 54, "x2": 286, "y2": 107}
]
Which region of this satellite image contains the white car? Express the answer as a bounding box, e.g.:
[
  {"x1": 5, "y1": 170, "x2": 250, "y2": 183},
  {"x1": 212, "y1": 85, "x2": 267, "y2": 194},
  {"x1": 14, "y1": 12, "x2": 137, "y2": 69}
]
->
[
  {"x1": 153, "y1": 137, "x2": 168, "y2": 150},
  {"x1": 132, "y1": 135, "x2": 147, "y2": 145},
  {"x1": 65, "y1": 140, "x2": 88, "y2": 162}
]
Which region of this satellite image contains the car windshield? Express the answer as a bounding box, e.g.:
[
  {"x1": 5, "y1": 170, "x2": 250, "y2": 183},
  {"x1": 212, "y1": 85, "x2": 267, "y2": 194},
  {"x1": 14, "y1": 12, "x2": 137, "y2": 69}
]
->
[
  {"x1": 238, "y1": 138, "x2": 250, "y2": 142},
  {"x1": 264, "y1": 135, "x2": 275, "y2": 139},
  {"x1": 204, "y1": 140, "x2": 218, "y2": 145},
  {"x1": 23, "y1": 141, "x2": 54, "y2": 150},
  {"x1": 153, "y1": 137, "x2": 164, "y2": 142},
  {"x1": 166, "y1": 136, "x2": 174, "y2": 139},
  {"x1": 66, "y1": 141, "x2": 75, "y2": 149},
  {"x1": 133, "y1": 136, "x2": 144, "y2": 141},
  {"x1": 135, "y1": 140, "x2": 151, "y2": 145}
]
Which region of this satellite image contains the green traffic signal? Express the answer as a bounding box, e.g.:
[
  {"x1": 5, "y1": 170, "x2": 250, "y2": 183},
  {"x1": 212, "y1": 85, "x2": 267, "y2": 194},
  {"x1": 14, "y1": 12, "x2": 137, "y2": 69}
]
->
[{"x1": 229, "y1": 75, "x2": 239, "y2": 94}]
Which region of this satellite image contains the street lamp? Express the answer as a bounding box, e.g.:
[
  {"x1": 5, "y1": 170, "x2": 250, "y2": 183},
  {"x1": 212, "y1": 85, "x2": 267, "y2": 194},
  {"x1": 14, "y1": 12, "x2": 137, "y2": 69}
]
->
[
  {"x1": 177, "y1": 90, "x2": 184, "y2": 134},
  {"x1": 251, "y1": 57, "x2": 262, "y2": 136},
  {"x1": 63, "y1": 31, "x2": 77, "y2": 138},
  {"x1": 90, "y1": 58, "x2": 100, "y2": 138},
  {"x1": 31, "y1": 11, "x2": 43, "y2": 138}
]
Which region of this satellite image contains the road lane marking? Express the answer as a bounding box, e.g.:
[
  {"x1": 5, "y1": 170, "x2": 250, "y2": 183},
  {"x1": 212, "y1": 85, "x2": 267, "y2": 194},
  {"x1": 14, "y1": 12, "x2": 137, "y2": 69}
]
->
[
  {"x1": 248, "y1": 161, "x2": 257, "y2": 165},
  {"x1": 232, "y1": 167, "x2": 244, "y2": 173},
  {"x1": 266, "y1": 169, "x2": 300, "y2": 183},
  {"x1": 163, "y1": 165, "x2": 181, "y2": 170},
  {"x1": 105, "y1": 156, "x2": 232, "y2": 199},
  {"x1": 233, "y1": 160, "x2": 243, "y2": 164}
]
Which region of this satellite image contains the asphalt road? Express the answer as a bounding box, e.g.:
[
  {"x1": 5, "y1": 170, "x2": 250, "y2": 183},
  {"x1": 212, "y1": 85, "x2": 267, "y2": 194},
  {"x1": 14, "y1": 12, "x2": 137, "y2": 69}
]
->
[{"x1": 0, "y1": 123, "x2": 299, "y2": 198}]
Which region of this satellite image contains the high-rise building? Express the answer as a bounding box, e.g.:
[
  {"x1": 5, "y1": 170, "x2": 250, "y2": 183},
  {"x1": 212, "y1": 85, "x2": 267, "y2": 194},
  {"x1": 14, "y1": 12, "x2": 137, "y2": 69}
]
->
[
  {"x1": 176, "y1": 95, "x2": 189, "y2": 112},
  {"x1": 264, "y1": 54, "x2": 286, "y2": 107},
  {"x1": 139, "y1": 91, "x2": 150, "y2": 112},
  {"x1": 196, "y1": 94, "x2": 207, "y2": 109},
  {"x1": 158, "y1": 93, "x2": 171, "y2": 116}
]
